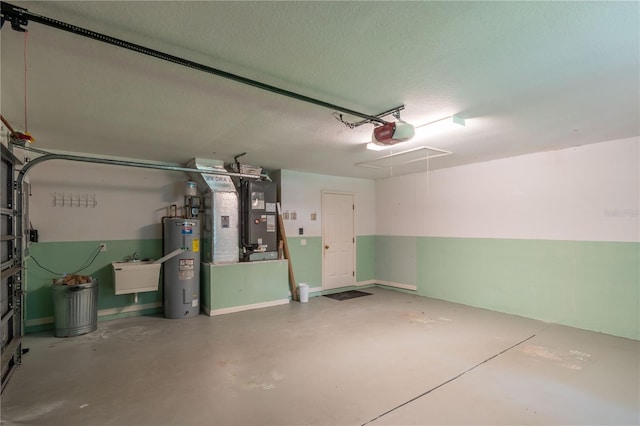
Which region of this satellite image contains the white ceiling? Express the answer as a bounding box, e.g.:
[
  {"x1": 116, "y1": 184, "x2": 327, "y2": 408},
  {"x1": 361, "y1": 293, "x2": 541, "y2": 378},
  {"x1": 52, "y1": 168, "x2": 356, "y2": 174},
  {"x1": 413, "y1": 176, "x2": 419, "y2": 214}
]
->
[{"x1": 1, "y1": 1, "x2": 638, "y2": 179}]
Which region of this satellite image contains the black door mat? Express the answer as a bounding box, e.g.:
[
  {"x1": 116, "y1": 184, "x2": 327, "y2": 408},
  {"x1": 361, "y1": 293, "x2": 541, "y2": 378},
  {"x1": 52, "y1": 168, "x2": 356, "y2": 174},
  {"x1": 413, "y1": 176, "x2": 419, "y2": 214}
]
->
[{"x1": 323, "y1": 290, "x2": 372, "y2": 301}]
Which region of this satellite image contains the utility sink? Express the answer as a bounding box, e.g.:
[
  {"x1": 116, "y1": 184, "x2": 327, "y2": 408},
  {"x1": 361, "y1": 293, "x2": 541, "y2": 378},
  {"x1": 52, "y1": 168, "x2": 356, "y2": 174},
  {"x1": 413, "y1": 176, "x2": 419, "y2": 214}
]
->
[
  {"x1": 111, "y1": 248, "x2": 186, "y2": 295},
  {"x1": 112, "y1": 261, "x2": 161, "y2": 295}
]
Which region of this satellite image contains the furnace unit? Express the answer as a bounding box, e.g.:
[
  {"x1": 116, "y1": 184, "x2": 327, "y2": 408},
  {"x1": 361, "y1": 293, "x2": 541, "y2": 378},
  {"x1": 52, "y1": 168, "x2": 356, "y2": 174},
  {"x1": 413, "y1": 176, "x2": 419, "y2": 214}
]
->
[{"x1": 241, "y1": 180, "x2": 278, "y2": 261}]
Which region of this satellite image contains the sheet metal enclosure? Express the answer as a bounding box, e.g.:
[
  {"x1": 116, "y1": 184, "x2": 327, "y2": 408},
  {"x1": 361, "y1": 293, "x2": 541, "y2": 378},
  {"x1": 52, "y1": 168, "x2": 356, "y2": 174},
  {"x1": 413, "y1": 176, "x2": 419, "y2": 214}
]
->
[
  {"x1": 202, "y1": 190, "x2": 239, "y2": 264},
  {"x1": 163, "y1": 218, "x2": 200, "y2": 319},
  {"x1": 186, "y1": 159, "x2": 241, "y2": 264},
  {"x1": 241, "y1": 180, "x2": 278, "y2": 261}
]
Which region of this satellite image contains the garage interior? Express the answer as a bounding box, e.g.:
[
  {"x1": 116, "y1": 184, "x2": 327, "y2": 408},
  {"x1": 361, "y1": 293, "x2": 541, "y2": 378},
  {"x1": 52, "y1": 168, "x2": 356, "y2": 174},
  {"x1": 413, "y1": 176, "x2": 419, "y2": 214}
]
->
[{"x1": 0, "y1": 1, "x2": 638, "y2": 425}]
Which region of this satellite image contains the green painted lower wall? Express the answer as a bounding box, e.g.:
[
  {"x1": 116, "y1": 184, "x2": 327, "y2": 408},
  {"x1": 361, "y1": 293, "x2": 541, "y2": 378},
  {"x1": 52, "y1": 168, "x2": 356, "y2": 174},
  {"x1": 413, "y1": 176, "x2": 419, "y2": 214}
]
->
[
  {"x1": 200, "y1": 260, "x2": 289, "y2": 311},
  {"x1": 286, "y1": 237, "x2": 322, "y2": 288},
  {"x1": 356, "y1": 235, "x2": 376, "y2": 282},
  {"x1": 26, "y1": 236, "x2": 639, "y2": 340},
  {"x1": 376, "y1": 236, "x2": 417, "y2": 285},
  {"x1": 25, "y1": 236, "x2": 376, "y2": 332},
  {"x1": 376, "y1": 236, "x2": 638, "y2": 340},
  {"x1": 286, "y1": 236, "x2": 377, "y2": 287},
  {"x1": 26, "y1": 240, "x2": 163, "y2": 333}
]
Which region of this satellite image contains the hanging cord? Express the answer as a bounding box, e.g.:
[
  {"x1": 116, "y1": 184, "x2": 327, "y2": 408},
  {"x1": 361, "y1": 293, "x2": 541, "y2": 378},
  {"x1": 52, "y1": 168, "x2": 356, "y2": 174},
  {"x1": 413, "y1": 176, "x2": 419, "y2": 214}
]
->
[
  {"x1": 426, "y1": 153, "x2": 430, "y2": 188},
  {"x1": 23, "y1": 29, "x2": 29, "y2": 133},
  {"x1": 332, "y1": 112, "x2": 356, "y2": 129},
  {"x1": 30, "y1": 246, "x2": 102, "y2": 276}
]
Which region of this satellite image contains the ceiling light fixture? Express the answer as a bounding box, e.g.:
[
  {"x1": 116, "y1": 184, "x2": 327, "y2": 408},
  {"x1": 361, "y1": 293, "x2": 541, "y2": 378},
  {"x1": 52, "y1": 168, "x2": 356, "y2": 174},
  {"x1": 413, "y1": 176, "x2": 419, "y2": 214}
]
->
[
  {"x1": 415, "y1": 114, "x2": 465, "y2": 137},
  {"x1": 365, "y1": 142, "x2": 393, "y2": 152},
  {"x1": 366, "y1": 114, "x2": 465, "y2": 151}
]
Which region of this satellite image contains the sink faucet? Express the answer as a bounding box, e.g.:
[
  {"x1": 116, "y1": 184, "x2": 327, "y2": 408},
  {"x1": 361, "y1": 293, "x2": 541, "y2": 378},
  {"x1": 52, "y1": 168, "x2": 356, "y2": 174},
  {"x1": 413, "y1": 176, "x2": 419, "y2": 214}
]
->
[{"x1": 132, "y1": 252, "x2": 140, "y2": 262}]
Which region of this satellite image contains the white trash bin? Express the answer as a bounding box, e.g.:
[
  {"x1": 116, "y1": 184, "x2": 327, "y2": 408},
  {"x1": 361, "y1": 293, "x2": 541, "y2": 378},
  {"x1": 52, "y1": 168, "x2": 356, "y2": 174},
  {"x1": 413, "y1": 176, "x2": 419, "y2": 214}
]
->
[{"x1": 298, "y1": 283, "x2": 309, "y2": 303}]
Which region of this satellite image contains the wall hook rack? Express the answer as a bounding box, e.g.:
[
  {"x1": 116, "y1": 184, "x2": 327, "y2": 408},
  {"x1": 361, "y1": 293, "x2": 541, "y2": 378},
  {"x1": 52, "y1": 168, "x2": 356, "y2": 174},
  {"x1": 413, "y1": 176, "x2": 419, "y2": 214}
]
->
[{"x1": 51, "y1": 192, "x2": 97, "y2": 208}]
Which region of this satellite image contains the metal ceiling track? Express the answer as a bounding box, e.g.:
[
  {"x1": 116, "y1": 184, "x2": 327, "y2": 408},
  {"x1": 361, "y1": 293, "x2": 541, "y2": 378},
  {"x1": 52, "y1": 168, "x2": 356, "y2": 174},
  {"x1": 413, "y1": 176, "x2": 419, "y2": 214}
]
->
[
  {"x1": 2, "y1": 114, "x2": 259, "y2": 186},
  {"x1": 14, "y1": 145, "x2": 263, "y2": 189},
  {"x1": 11, "y1": 144, "x2": 265, "y2": 236},
  {"x1": 1, "y1": 113, "x2": 261, "y2": 205},
  {"x1": 0, "y1": 1, "x2": 395, "y2": 125}
]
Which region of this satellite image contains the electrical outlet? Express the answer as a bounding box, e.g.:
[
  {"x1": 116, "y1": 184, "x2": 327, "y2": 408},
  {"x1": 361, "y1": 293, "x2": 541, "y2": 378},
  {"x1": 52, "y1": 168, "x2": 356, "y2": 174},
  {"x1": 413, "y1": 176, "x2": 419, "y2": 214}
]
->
[
  {"x1": 291, "y1": 211, "x2": 297, "y2": 220},
  {"x1": 99, "y1": 243, "x2": 107, "y2": 252}
]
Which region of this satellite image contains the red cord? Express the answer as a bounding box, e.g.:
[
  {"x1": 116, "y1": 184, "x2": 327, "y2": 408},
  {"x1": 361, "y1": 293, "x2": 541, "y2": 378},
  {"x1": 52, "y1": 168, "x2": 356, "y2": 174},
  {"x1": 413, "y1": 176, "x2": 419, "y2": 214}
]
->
[{"x1": 24, "y1": 30, "x2": 29, "y2": 133}]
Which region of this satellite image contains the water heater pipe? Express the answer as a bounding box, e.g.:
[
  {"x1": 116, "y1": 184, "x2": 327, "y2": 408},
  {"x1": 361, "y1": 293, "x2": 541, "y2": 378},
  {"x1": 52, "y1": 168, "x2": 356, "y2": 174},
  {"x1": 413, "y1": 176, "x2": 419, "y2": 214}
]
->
[{"x1": 154, "y1": 247, "x2": 187, "y2": 265}]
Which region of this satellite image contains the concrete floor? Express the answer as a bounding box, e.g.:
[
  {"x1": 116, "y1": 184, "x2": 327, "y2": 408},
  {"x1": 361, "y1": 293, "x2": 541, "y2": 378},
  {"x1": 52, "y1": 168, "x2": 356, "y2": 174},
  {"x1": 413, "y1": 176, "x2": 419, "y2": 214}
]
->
[{"x1": 1, "y1": 287, "x2": 638, "y2": 425}]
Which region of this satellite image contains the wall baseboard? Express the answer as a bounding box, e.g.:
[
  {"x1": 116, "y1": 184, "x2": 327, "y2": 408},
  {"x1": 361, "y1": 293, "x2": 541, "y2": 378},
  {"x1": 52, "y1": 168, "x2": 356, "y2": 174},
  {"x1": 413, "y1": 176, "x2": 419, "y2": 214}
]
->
[
  {"x1": 375, "y1": 280, "x2": 417, "y2": 291},
  {"x1": 25, "y1": 302, "x2": 163, "y2": 327},
  {"x1": 27, "y1": 284, "x2": 414, "y2": 328},
  {"x1": 306, "y1": 282, "x2": 375, "y2": 293},
  {"x1": 203, "y1": 299, "x2": 290, "y2": 316},
  {"x1": 288, "y1": 286, "x2": 322, "y2": 297},
  {"x1": 97, "y1": 302, "x2": 162, "y2": 317},
  {"x1": 25, "y1": 316, "x2": 55, "y2": 327}
]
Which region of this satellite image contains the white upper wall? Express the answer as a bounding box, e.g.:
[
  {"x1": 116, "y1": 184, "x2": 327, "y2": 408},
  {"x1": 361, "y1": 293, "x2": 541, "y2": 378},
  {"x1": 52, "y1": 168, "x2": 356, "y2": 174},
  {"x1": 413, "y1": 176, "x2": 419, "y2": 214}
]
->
[
  {"x1": 24, "y1": 137, "x2": 638, "y2": 243},
  {"x1": 28, "y1": 159, "x2": 186, "y2": 242},
  {"x1": 376, "y1": 137, "x2": 639, "y2": 242},
  {"x1": 279, "y1": 170, "x2": 376, "y2": 237},
  {"x1": 28, "y1": 162, "x2": 376, "y2": 242}
]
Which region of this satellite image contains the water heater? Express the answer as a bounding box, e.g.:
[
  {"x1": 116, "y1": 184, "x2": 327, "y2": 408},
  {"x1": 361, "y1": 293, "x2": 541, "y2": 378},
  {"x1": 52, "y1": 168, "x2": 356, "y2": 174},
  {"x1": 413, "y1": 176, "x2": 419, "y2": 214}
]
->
[{"x1": 163, "y1": 218, "x2": 200, "y2": 319}]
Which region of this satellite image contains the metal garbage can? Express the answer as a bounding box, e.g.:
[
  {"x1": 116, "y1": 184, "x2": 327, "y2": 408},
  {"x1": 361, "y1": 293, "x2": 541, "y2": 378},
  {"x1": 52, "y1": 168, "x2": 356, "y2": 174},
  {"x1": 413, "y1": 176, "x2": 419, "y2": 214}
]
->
[{"x1": 52, "y1": 279, "x2": 98, "y2": 337}]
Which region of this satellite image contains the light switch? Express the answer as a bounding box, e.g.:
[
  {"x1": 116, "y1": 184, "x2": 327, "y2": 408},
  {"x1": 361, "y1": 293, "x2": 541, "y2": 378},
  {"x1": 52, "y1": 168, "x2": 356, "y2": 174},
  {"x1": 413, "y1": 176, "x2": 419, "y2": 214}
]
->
[{"x1": 301, "y1": 239, "x2": 307, "y2": 246}]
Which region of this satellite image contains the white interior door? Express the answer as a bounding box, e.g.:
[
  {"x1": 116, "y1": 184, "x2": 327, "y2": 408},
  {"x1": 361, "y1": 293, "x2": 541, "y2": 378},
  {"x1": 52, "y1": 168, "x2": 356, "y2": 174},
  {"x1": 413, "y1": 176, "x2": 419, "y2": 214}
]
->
[{"x1": 322, "y1": 192, "x2": 355, "y2": 290}]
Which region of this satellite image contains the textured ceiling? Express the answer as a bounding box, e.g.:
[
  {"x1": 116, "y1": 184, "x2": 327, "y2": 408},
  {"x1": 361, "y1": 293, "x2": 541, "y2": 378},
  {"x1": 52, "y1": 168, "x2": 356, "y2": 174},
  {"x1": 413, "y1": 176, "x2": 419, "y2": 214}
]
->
[{"x1": 1, "y1": 1, "x2": 638, "y2": 178}]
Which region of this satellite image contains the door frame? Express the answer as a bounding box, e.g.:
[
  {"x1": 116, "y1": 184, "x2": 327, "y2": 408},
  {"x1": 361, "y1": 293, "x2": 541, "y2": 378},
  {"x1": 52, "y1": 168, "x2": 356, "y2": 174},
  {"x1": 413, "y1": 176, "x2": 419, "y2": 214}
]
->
[{"x1": 321, "y1": 190, "x2": 355, "y2": 290}]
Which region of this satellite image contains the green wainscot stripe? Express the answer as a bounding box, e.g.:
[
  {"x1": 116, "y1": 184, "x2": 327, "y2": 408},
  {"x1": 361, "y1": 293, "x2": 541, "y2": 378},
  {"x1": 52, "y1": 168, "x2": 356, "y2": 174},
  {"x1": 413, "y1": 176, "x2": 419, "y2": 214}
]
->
[
  {"x1": 201, "y1": 263, "x2": 212, "y2": 312},
  {"x1": 416, "y1": 237, "x2": 640, "y2": 340},
  {"x1": 356, "y1": 235, "x2": 376, "y2": 282},
  {"x1": 26, "y1": 240, "x2": 164, "y2": 330},
  {"x1": 287, "y1": 236, "x2": 322, "y2": 288},
  {"x1": 201, "y1": 260, "x2": 289, "y2": 310},
  {"x1": 376, "y1": 235, "x2": 417, "y2": 286},
  {"x1": 287, "y1": 235, "x2": 377, "y2": 287}
]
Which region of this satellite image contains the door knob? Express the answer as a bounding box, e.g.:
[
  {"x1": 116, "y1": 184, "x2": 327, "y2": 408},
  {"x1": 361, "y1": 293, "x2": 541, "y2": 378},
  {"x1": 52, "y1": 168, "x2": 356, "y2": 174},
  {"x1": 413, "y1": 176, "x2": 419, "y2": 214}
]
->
[{"x1": 325, "y1": 245, "x2": 329, "y2": 249}]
